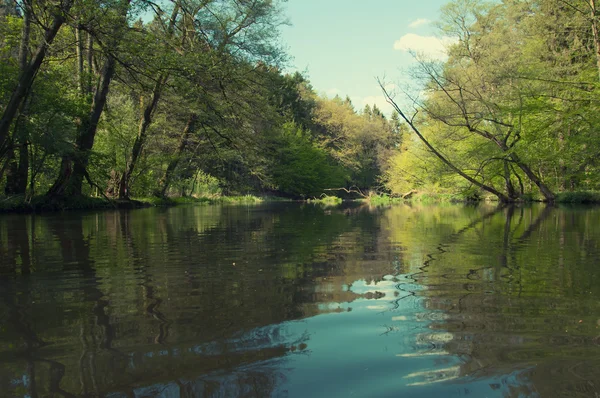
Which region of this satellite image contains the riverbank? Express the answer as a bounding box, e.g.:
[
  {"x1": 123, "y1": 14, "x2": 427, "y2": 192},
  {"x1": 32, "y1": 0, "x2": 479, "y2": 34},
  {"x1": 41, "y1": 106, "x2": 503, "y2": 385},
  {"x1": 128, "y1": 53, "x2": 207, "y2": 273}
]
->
[
  {"x1": 2, "y1": 191, "x2": 599, "y2": 213},
  {"x1": 0, "y1": 194, "x2": 288, "y2": 213},
  {"x1": 362, "y1": 191, "x2": 600, "y2": 206}
]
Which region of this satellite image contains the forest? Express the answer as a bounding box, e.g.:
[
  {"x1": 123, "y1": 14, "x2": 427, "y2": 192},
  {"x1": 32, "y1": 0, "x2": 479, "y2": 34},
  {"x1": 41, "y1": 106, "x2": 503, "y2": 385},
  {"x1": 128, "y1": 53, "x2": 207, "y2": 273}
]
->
[{"x1": 0, "y1": 0, "x2": 599, "y2": 208}]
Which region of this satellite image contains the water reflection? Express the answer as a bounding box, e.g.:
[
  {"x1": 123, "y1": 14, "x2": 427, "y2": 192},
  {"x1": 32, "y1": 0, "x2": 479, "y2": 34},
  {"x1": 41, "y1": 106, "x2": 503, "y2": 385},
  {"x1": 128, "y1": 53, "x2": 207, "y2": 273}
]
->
[
  {"x1": 385, "y1": 204, "x2": 600, "y2": 397},
  {"x1": 0, "y1": 203, "x2": 599, "y2": 397}
]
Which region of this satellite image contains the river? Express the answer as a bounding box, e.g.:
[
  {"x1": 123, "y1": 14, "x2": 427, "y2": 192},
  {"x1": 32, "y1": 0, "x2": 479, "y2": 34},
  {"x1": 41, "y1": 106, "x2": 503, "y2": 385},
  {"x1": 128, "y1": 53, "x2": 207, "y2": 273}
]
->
[{"x1": 0, "y1": 202, "x2": 599, "y2": 397}]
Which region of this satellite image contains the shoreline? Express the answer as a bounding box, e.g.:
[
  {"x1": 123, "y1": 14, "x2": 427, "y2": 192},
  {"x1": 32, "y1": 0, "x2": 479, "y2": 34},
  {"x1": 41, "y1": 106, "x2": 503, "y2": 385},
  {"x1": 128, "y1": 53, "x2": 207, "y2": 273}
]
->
[
  {"x1": 0, "y1": 194, "x2": 284, "y2": 214},
  {"x1": 2, "y1": 191, "x2": 600, "y2": 214}
]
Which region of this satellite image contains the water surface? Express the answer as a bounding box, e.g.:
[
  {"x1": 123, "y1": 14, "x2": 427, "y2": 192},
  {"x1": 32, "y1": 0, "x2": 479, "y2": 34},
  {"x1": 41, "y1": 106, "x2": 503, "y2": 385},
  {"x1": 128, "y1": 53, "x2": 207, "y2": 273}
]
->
[{"x1": 1, "y1": 203, "x2": 600, "y2": 397}]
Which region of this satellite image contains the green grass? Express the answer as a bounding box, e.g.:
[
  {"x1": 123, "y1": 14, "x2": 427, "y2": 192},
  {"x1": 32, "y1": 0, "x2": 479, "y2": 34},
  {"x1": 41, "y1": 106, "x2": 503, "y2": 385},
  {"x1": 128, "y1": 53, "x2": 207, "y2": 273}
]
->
[
  {"x1": 307, "y1": 195, "x2": 343, "y2": 206},
  {"x1": 364, "y1": 192, "x2": 474, "y2": 205},
  {"x1": 136, "y1": 194, "x2": 291, "y2": 206},
  {"x1": 135, "y1": 196, "x2": 211, "y2": 207},
  {"x1": 363, "y1": 194, "x2": 405, "y2": 205},
  {"x1": 216, "y1": 195, "x2": 265, "y2": 203},
  {"x1": 367, "y1": 191, "x2": 600, "y2": 205}
]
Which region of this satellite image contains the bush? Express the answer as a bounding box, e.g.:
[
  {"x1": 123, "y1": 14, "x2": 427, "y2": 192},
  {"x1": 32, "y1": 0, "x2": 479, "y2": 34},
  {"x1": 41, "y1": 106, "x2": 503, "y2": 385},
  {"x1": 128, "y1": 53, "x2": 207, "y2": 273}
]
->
[
  {"x1": 307, "y1": 195, "x2": 342, "y2": 206},
  {"x1": 555, "y1": 191, "x2": 600, "y2": 204}
]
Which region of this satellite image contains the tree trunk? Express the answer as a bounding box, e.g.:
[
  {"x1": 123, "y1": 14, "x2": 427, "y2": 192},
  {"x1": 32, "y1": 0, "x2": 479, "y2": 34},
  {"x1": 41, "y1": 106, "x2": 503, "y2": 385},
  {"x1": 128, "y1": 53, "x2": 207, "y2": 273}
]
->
[
  {"x1": 117, "y1": 5, "x2": 180, "y2": 199},
  {"x1": 503, "y1": 160, "x2": 517, "y2": 200},
  {"x1": 157, "y1": 113, "x2": 198, "y2": 197},
  {"x1": 47, "y1": 0, "x2": 130, "y2": 197},
  {"x1": 3, "y1": 0, "x2": 32, "y2": 193},
  {"x1": 75, "y1": 25, "x2": 85, "y2": 93},
  {"x1": 18, "y1": 0, "x2": 31, "y2": 73},
  {"x1": 4, "y1": 149, "x2": 17, "y2": 195},
  {"x1": 47, "y1": 54, "x2": 117, "y2": 197},
  {"x1": 379, "y1": 82, "x2": 511, "y2": 202},
  {"x1": 86, "y1": 33, "x2": 94, "y2": 94},
  {"x1": 591, "y1": 0, "x2": 600, "y2": 81},
  {"x1": 509, "y1": 152, "x2": 555, "y2": 201},
  {"x1": 118, "y1": 77, "x2": 166, "y2": 198},
  {"x1": 8, "y1": 11, "x2": 34, "y2": 196},
  {"x1": 15, "y1": 141, "x2": 29, "y2": 194},
  {"x1": 0, "y1": 0, "x2": 73, "y2": 154}
]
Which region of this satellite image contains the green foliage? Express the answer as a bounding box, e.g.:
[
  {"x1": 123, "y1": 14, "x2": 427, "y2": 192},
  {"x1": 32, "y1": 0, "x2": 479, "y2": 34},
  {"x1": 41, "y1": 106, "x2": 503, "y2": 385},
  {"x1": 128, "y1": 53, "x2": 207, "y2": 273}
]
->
[
  {"x1": 555, "y1": 191, "x2": 600, "y2": 204},
  {"x1": 363, "y1": 194, "x2": 405, "y2": 206},
  {"x1": 383, "y1": 0, "x2": 600, "y2": 202},
  {"x1": 306, "y1": 195, "x2": 343, "y2": 206},
  {"x1": 312, "y1": 96, "x2": 398, "y2": 190},
  {"x1": 270, "y1": 122, "x2": 348, "y2": 198},
  {"x1": 10, "y1": 0, "x2": 600, "y2": 208},
  {"x1": 0, "y1": 0, "x2": 401, "y2": 207}
]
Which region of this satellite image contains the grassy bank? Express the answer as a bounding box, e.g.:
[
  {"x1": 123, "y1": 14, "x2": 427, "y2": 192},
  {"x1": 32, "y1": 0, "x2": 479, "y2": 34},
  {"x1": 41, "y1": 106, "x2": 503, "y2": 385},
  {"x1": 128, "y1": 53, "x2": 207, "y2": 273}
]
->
[
  {"x1": 306, "y1": 195, "x2": 343, "y2": 206},
  {"x1": 136, "y1": 194, "x2": 270, "y2": 207},
  {"x1": 364, "y1": 192, "x2": 476, "y2": 205},
  {"x1": 365, "y1": 191, "x2": 600, "y2": 205},
  {"x1": 3, "y1": 191, "x2": 599, "y2": 213},
  {"x1": 554, "y1": 191, "x2": 600, "y2": 204},
  {"x1": 0, "y1": 194, "x2": 289, "y2": 213}
]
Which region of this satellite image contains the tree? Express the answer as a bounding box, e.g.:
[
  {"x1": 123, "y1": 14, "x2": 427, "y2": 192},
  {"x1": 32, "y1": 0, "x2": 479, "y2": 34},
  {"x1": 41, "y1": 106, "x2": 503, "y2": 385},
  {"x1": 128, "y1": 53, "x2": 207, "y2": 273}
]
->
[
  {"x1": 47, "y1": 0, "x2": 132, "y2": 197},
  {"x1": 0, "y1": 0, "x2": 74, "y2": 158}
]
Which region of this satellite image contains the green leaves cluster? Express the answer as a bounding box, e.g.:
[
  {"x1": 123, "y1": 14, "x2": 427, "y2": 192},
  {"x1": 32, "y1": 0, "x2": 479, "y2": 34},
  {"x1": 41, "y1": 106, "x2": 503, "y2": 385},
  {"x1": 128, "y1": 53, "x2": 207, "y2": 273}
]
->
[{"x1": 384, "y1": 0, "x2": 600, "y2": 201}]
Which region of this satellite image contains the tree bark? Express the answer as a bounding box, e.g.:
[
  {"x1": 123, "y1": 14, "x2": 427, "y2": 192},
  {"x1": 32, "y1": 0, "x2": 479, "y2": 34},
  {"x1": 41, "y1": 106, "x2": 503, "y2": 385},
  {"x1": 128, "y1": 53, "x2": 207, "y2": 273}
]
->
[
  {"x1": 18, "y1": 0, "x2": 31, "y2": 72},
  {"x1": 379, "y1": 81, "x2": 511, "y2": 202},
  {"x1": 503, "y1": 160, "x2": 517, "y2": 200},
  {"x1": 117, "y1": 5, "x2": 180, "y2": 198},
  {"x1": 48, "y1": 54, "x2": 118, "y2": 197},
  {"x1": 157, "y1": 113, "x2": 198, "y2": 197},
  {"x1": 75, "y1": 25, "x2": 85, "y2": 93},
  {"x1": 4, "y1": 8, "x2": 33, "y2": 196},
  {"x1": 48, "y1": 0, "x2": 130, "y2": 197},
  {"x1": 86, "y1": 33, "x2": 94, "y2": 94},
  {"x1": 0, "y1": 0, "x2": 73, "y2": 155},
  {"x1": 508, "y1": 152, "x2": 555, "y2": 201},
  {"x1": 118, "y1": 76, "x2": 167, "y2": 198},
  {"x1": 591, "y1": 0, "x2": 600, "y2": 81}
]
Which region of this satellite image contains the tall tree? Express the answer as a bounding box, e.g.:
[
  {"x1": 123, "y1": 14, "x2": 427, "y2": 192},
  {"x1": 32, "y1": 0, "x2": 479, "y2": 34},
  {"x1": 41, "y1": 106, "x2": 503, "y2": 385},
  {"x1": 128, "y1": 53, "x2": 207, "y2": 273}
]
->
[
  {"x1": 0, "y1": 0, "x2": 74, "y2": 158},
  {"x1": 48, "y1": 0, "x2": 132, "y2": 197}
]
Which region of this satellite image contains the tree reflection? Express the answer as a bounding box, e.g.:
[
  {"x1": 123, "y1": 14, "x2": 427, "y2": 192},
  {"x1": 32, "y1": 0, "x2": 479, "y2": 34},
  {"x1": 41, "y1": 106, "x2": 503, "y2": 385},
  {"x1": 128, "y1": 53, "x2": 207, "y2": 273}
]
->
[
  {"x1": 0, "y1": 204, "x2": 387, "y2": 396},
  {"x1": 2, "y1": 203, "x2": 599, "y2": 397},
  {"x1": 387, "y1": 204, "x2": 600, "y2": 397}
]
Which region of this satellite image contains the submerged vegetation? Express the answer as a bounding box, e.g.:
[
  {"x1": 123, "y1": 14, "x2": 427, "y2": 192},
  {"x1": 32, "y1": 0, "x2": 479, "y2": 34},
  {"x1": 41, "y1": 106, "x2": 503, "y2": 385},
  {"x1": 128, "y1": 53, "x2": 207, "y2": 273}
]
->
[{"x1": 1, "y1": 0, "x2": 600, "y2": 211}]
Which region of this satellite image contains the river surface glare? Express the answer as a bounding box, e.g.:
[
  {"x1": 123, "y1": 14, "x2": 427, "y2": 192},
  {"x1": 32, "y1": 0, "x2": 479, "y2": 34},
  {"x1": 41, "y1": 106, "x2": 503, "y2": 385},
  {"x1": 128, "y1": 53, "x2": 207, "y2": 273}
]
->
[{"x1": 1, "y1": 202, "x2": 600, "y2": 397}]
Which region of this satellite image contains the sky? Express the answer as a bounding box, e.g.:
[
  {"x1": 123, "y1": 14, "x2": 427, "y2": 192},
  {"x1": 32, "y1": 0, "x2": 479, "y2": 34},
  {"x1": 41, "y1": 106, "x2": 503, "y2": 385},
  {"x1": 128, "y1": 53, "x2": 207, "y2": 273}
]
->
[{"x1": 279, "y1": 0, "x2": 452, "y2": 115}]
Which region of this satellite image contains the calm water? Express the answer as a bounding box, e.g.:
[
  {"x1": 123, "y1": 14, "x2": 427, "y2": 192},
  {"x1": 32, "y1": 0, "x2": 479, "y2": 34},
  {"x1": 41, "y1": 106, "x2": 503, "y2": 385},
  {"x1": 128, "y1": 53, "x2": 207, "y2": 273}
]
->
[{"x1": 1, "y1": 203, "x2": 600, "y2": 398}]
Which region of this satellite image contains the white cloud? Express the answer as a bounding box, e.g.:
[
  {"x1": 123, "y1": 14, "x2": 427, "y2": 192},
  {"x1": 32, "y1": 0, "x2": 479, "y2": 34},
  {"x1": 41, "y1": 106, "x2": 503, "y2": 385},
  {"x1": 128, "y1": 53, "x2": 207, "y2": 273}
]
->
[
  {"x1": 408, "y1": 18, "x2": 430, "y2": 28},
  {"x1": 393, "y1": 33, "x2": 458, "y2": 60}
]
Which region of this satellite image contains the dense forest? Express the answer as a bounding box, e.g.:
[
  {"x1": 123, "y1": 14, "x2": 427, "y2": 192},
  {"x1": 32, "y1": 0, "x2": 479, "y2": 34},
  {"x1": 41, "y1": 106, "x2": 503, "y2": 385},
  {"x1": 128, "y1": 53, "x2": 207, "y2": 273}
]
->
[
  {"x1": 0, "y1": 0, "x2": 399, "y2": 203},
  {"x1": 384, "y1": 0, "x2": 600, "y2": 202},
  {"x1": 0, "y1": 0, "x2": 599, "y2": 205}
]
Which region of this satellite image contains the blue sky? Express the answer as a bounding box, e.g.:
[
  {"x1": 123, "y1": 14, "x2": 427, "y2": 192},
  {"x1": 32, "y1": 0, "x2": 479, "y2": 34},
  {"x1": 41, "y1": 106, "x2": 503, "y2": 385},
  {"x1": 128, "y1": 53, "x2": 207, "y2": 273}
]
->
[{"x1": 280, "y1": 0, "x2": 452, "y2": 114}]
